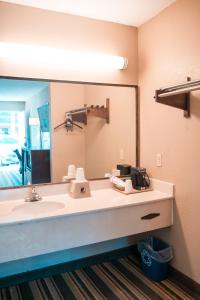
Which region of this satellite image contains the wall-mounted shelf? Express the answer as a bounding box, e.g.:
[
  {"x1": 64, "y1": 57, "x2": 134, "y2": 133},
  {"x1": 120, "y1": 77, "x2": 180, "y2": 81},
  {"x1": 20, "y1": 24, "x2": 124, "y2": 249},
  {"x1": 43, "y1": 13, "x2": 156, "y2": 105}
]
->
[{"x1": 155, "y1": 78, "x2": 200, "y2": 118}]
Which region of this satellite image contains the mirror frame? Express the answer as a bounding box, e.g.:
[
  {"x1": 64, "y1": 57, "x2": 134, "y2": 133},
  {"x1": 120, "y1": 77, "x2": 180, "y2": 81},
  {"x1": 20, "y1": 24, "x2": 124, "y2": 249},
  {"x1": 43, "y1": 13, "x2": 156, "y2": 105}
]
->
[{"x1": 0, "y1": 75, "x2": 140, "y2": 190}]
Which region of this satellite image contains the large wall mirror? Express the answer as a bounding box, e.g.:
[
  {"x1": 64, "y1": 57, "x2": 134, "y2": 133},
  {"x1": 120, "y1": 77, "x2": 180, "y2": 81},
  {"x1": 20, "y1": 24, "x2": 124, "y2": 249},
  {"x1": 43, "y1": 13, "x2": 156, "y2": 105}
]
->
[{"x1": 0, "y1": 77, "x2": 138, "y2": 189}]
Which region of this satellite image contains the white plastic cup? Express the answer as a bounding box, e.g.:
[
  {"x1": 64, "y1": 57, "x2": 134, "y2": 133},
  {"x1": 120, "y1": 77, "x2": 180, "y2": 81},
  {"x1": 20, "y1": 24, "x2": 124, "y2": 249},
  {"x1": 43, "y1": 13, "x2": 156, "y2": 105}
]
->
[
  {"x1": 68, "y1": 164, "x2": 76, "y2": 178},
  {"x1": 125, "y1": 179, "x2": 133, "y2": 194},
  {"x1": 76, "y1": 167, "x2": 85, "y2": 181}
]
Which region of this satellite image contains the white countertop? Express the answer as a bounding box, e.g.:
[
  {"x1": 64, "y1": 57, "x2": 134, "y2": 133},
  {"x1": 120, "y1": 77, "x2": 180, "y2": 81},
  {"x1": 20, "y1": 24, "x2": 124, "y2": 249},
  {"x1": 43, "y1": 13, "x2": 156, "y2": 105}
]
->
[{"x1": 0, "y1": 179, "x2": 174, "y2": 226}]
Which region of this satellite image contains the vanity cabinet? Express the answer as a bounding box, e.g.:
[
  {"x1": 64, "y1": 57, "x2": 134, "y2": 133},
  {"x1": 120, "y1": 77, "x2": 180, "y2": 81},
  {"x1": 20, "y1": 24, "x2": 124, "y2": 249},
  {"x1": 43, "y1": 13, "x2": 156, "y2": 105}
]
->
[
  {"x1": 0, "y1": 197, "x2": 173, "y2": 265},
  {"x1": 0, "y1": 178, "x2": 174, "y2": 279}
]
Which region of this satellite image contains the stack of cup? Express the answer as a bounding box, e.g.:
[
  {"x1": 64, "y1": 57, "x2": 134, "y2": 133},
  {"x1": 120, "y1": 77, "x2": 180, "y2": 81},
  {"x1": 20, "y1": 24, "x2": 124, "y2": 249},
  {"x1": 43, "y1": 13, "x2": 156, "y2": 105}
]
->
[{"x1": 76, "y1": 167, "x2": 86, "y2": 182}]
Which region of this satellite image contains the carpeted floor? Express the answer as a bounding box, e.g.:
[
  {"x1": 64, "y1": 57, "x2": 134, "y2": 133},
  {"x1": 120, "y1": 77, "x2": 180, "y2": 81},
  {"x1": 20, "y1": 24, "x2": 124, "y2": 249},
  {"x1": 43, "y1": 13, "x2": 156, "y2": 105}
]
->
[{"x1": 0, "y1": 255, "x2": 199, "y2": 300}]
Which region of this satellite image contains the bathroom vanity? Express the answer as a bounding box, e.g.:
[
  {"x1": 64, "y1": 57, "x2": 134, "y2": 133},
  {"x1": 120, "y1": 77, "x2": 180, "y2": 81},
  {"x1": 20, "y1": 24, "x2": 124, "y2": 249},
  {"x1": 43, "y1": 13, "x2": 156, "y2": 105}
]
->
[{"x1": 0, "y1": 178, "x2": 174, "y2": 273}]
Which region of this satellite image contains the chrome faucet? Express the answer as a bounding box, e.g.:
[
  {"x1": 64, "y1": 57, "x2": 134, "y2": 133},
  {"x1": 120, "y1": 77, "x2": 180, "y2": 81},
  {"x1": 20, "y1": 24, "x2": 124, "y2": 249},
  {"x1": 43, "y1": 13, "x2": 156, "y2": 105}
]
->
[{"x1": 25, "y1": 186, "x2": 42, "y2": 202}]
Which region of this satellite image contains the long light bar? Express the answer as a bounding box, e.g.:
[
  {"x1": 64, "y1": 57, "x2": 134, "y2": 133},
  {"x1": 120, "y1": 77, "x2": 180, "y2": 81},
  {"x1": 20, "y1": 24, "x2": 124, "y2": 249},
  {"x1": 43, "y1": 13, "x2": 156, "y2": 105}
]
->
[{"x1": 0, "y1": 42, "x2": 128, "y2": 70}]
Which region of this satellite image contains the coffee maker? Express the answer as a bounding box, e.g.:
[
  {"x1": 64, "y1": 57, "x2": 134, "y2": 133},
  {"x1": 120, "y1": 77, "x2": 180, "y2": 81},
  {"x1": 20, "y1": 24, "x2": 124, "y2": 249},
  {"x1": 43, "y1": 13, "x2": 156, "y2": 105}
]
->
[{"x1": 131, "y1": 167, "x2": 150, "y2": 190}]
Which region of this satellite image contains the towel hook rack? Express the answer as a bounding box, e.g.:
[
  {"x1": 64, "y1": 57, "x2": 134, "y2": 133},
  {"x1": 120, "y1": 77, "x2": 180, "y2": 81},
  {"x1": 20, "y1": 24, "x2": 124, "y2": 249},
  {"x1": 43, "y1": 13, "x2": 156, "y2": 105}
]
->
[{"x1": 54, "y1": 98, "x2": 110, "y2": 131}]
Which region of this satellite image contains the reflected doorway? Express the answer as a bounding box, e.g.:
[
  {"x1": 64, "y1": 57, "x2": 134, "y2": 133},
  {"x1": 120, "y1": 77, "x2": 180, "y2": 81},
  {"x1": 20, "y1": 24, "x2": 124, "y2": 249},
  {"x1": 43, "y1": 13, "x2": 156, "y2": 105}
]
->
[
  {"x1": 0, "y1": 79, "x2": 51, "y2": 188},
  {"x1": 0, "y1": 111, "x2": 25, "y2": 187}
]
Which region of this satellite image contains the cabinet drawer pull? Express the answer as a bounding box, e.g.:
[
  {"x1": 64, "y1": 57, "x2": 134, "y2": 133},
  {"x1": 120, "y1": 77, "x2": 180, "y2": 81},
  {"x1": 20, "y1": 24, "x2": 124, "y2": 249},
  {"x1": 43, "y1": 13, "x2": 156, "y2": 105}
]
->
[{"x1": 141, "y1": 213, "x2": 160, "y2": 220}]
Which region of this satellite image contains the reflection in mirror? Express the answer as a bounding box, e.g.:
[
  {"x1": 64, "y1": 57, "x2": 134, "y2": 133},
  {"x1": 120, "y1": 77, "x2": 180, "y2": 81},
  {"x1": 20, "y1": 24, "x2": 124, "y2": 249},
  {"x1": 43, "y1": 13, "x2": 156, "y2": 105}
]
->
[
  {"x1": 0, "y1": 79, "x2": 51, "y2": 188},
  {"x1": 0, "y1": 78, "x2": 136, "y2": 189}
]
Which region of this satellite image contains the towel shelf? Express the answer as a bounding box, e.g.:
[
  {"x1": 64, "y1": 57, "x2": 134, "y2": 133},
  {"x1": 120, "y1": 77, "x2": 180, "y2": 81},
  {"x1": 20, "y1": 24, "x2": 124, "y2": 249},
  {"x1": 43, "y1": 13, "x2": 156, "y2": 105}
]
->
[{"x1": 155, "y1": 77, "x2": 200, "y2": 118}]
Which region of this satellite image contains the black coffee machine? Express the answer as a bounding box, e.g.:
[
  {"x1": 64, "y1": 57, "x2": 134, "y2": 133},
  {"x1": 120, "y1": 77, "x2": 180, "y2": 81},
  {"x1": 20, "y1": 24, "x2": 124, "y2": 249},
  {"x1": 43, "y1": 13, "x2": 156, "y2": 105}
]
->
[{"x1": 131, "y1": 167, "x2": 150, "y2": 190}]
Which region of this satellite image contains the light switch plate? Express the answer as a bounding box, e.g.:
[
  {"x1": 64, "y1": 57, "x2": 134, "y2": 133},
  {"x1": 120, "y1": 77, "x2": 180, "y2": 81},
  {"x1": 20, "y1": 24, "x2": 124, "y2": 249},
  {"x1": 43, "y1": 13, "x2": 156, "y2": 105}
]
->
[{"x1": 156, "y1": 153, "x2": 162, "y2": 167}]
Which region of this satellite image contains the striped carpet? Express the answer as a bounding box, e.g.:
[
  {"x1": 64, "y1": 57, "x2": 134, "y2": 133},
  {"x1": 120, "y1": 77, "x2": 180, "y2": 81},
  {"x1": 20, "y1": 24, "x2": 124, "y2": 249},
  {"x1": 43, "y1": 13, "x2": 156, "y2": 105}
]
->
[{"x1": 0, "y1": 255, "x2": 199, "y2": 300}]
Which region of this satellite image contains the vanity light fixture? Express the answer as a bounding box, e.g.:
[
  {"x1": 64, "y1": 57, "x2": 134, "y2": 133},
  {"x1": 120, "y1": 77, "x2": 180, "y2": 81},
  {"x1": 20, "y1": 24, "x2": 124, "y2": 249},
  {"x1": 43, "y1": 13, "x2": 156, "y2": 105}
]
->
[{"x1": 0, "y1": 42, "x2": 128, "y2": 70}]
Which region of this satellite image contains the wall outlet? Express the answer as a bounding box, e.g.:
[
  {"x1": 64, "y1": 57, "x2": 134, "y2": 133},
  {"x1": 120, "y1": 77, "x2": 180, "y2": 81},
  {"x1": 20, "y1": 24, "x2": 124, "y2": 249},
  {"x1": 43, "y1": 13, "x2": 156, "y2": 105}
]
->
[{"x1": 156, "y1": 153, "x2": 162, "y2": 167}]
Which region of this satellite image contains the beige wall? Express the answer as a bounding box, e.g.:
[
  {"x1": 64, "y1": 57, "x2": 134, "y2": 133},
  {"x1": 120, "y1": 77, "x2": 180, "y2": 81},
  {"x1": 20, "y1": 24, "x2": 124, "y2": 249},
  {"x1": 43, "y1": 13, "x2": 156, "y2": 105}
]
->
[
  {"x1": 85, "y1": 85, "x2": 136, "y2": 178},
  {"x1": 0, "y1": 2, "x2": 137, "y2": 85},
  {"x1": 138, "y1": 0, "x2": 200, "y2": 283},
  {"x1": 50, "y1": 82, "x2": 85, "y2": 182}
]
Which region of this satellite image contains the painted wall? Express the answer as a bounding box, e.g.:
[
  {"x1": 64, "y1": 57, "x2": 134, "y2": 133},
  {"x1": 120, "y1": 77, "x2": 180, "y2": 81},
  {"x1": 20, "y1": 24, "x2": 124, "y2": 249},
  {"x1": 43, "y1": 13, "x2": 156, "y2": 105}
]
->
[
  {"x1": 25, "y1": 86, "x2": 49, "y2": 149},
  {"x1": 50, "y1": 82, "x2": 86, "y2": 183},
  {"x1": 0, "y1": 2, "x2": 138, "y2": 85},
  {"x1": 138, "y1": 0, "x2": 200, "y2": 283},
  {"x1": 0, "y1": 236, "x2": 136, "y2": 278},
  {"x1": 25, "y1": 87, "x2": 49, "y2": 118},
  {"x1": 85, "y1": 85, "x2": 136, "y2": 178}
]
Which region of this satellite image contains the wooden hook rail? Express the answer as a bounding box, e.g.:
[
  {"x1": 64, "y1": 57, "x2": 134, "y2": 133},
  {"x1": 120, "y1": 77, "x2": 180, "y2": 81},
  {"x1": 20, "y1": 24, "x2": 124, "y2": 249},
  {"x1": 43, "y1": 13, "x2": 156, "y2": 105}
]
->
[
  {"x1": 87, "y1": 98, "x2": 110, "y2": 123},
  {"x1": 54, "y1": 98, "x2": 110, "y2": 131}
]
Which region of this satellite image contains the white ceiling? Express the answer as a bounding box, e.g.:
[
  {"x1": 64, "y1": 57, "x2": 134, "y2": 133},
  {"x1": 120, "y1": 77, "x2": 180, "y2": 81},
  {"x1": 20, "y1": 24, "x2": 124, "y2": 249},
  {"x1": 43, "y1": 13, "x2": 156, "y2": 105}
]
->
[
  {"x1": 2, "y1": 0, "x2": 176, "y2": 27},
  {"x1": 0, "y1": 79, "x2": 48, "y2": 102}
]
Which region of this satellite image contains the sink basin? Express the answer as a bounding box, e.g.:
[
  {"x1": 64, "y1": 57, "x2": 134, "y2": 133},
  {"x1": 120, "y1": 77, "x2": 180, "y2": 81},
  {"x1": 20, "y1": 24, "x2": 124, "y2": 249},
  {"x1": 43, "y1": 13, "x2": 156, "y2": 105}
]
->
[{"x1": 12, "y1": 201, "x2": 65, "y2": 215}]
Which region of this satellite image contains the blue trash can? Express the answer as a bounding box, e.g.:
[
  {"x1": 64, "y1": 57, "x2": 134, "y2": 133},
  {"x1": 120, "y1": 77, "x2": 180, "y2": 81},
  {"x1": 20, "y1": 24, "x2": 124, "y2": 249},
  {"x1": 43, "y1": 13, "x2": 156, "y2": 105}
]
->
[{"x1": 138, "y1": 236, "x2": 173, "y2": 282}]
